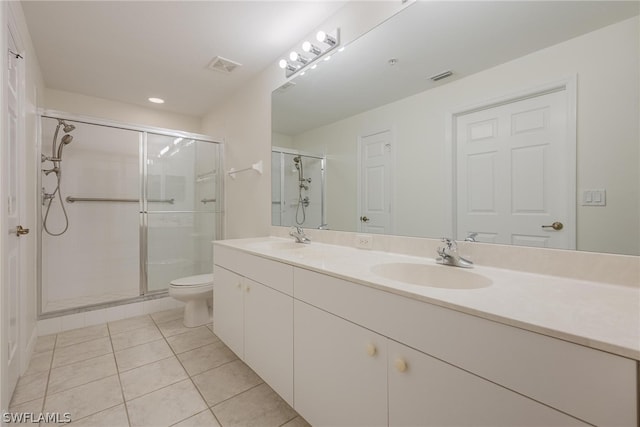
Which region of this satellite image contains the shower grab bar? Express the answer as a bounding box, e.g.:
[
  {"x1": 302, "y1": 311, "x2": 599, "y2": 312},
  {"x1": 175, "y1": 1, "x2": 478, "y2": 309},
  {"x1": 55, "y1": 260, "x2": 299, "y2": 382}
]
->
[
  {"x1": 201, "y1": 198, "x2": 216, "y2": 204},
  {"x1": 66, "y1": 196, "x2": 175, "y2": 204}
]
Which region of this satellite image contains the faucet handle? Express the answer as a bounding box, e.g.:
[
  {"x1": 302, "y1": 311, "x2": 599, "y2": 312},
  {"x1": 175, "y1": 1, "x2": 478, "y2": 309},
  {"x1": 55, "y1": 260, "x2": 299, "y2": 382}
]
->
[{"x1": 441, "y1": 237, "x2": 456, "y2": 250}]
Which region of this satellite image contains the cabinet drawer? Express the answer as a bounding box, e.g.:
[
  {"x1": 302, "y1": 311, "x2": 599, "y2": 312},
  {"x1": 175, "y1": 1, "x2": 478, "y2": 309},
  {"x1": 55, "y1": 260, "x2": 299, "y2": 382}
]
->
[
  {"x1": 214, "y1": 244, "x2": 293, "y2": 295},
  {"x1": 294, "y1": 267, "x2": 637, "y2": 426}
]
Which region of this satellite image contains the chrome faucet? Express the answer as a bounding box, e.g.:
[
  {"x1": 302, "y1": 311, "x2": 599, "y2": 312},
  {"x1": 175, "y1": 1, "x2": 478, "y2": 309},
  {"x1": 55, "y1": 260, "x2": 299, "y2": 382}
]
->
[
  {"x1": 436, "y1": 238, "x2": 473, "y2": 268},
  {"x1": 289, "y1": 226, "x2": 311, "y2": 244}
]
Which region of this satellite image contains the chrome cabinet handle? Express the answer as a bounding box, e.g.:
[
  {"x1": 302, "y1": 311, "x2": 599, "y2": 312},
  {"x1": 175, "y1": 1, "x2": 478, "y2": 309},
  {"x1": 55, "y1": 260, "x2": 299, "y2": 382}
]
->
[{"x1": 541, "y1": 222, "x2": 563, "y2": 231}]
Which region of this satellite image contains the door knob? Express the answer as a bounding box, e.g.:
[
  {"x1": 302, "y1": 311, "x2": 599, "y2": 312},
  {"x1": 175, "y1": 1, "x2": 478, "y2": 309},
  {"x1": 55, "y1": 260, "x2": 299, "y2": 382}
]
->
[
  {"x1": 360, "y1": 216, "x2": 370, "y2": 223},
  {"x1": 16, "y1": 225, "x2": 30, "y2": 236},
  {"x1": 541, "y1": 221, "x2": 563, "y2": 231}
]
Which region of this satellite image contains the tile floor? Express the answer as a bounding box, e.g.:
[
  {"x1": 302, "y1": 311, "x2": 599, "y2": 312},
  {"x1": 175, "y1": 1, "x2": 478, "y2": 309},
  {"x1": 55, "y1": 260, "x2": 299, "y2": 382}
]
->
[{"x1": 9, "y1": 309, "x2": 310, "y2": 427}]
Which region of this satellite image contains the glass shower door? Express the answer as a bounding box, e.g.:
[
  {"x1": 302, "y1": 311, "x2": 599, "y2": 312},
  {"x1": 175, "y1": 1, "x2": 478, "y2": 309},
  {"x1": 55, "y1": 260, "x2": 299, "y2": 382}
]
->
[{"x1": 145, "y1": 134, "x2": 221, "y2": 293}]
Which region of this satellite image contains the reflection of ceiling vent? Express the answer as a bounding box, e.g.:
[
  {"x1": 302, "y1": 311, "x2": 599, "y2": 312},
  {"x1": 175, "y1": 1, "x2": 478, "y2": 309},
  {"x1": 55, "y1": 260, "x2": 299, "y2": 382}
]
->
[
  {"x1": 207, "y1": 56, "x2": 242, "y2": 74},
  {"x1": 275, "y1": 81, "x2": 296, "y2": 93}
]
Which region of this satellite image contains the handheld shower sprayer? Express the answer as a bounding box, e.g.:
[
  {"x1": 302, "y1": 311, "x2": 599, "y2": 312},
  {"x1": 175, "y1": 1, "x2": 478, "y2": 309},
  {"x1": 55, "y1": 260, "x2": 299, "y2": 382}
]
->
[
  {"x1": 42, "y1": 118, "x2": 76, "y2": 236},
  {"x1": 56, "y1": 134, "x2": 73, "y2": 161}
]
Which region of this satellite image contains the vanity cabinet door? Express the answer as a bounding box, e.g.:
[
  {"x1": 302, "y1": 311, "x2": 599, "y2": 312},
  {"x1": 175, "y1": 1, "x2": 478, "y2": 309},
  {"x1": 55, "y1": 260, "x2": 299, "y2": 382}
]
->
[
  {"x1": 387, "y1": 340, "x2": 588, "y2": 427},
  {"x1": 294, "y1": 300, "x2": 387, "y2": 427},
  {"x1": 213, "y1": 265, "x2": 244, "y2": 357},
  {"x1": 244, "y1": 278, "x2": 293, "y2": 406}
]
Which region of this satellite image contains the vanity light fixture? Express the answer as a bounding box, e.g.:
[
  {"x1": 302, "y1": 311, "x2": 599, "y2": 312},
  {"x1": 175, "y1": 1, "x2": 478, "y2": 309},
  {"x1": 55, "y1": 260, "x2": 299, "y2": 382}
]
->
[
  {"x1": 289, "y1": 51, "x2": 309, "y2": 65},
  {"x1": 279, "y1": 28, "x2": 340, "y2": 78},
  {"x1": 316, "y1": 30, "x2": 337, "y2": 47},
  {"x1": 279, "y1": 59, "x2": 299, "y2": 73},
  {"x1": 302, "y1": 41, "x2": 322, "y2": 55}
]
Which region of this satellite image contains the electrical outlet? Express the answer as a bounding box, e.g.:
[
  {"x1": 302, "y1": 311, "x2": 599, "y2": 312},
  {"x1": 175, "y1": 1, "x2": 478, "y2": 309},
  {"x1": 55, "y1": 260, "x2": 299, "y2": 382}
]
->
[{"x1": 355, "y1": 234, "x2": 373, "y2": 249}]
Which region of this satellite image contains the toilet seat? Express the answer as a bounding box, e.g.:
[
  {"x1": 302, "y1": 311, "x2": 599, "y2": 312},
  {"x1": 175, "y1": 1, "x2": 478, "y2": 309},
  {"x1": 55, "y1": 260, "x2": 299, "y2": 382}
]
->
[
  {"x1": 168, "y1": 273, "x2": 214, "y2": 327},
  {"x1": 170, "y1": 273, "x2": 213, "y2": 287}
]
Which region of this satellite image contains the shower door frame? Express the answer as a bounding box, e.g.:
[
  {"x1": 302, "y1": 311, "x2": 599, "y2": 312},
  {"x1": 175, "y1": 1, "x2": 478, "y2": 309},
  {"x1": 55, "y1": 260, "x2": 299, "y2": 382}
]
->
[
  {"x1": 271, "y1": 147, "x2": 326, "y2": 228},
  {"x1": 37, "y1": 110, "x2": 224, "y2": 319}
]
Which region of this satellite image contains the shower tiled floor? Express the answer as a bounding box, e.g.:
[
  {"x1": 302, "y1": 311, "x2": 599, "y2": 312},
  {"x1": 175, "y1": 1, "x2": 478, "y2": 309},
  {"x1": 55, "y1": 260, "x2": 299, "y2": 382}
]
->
[{"x1": 9, "y1": 309, "x2": 309, "y2": 427}]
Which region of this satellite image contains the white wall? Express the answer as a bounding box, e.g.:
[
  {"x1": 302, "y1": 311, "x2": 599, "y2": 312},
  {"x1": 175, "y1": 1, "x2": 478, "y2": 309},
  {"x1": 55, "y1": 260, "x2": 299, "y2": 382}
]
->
[
  {"x1": 44, "y1": 88, "x2": 202, "y2": 134},
  {"x1": 201, "y1": 1, "x2": 409, "y2": 239},
  {"x1": 289, "y1": 17, "x2": 640, "y2": 256}
]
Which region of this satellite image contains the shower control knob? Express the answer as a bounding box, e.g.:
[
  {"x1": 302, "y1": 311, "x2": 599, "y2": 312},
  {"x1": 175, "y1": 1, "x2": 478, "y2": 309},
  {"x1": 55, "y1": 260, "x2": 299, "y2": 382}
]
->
[
  {"x1": 15, "y1": 225, "x2": 30, "y2": 237},
  {"x1": 360, "y1": 216, "x2": 370, "y2": 223}
]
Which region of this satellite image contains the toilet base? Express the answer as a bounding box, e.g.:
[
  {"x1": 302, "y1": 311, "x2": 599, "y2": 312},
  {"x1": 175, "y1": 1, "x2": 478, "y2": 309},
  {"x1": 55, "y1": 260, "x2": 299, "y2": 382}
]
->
[{"x1": 183, "y1": 299, "x2": 212, "y2": 327}]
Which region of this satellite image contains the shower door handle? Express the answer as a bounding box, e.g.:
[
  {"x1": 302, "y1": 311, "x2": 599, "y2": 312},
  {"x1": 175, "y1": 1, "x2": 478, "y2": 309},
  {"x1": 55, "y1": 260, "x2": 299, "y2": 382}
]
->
[
  {"x1": 15, "y1": 225, "x2": 30, "y2": 236},
  {"x1": 360, "y1": 216, "x2": 370, "y2": 223}
]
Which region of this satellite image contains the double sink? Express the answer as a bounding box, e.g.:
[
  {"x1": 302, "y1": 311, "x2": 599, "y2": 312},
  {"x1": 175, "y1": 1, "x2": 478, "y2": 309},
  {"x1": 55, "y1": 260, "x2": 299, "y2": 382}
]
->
[{"x1": 248, "y1": 239, "x2": 492, "y2": 290}]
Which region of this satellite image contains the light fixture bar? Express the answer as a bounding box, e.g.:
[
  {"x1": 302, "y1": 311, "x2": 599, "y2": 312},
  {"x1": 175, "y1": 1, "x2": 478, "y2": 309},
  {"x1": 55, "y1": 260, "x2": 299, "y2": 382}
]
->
[{"x1": 280, "y1": 28, "x2": 341, "y2": 78}]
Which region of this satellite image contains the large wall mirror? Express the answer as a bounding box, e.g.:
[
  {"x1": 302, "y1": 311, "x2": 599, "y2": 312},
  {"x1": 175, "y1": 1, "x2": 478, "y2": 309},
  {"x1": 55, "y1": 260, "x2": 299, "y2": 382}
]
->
[{"x1": 271, "y1": 1, "x2": 639, "y2": 256}]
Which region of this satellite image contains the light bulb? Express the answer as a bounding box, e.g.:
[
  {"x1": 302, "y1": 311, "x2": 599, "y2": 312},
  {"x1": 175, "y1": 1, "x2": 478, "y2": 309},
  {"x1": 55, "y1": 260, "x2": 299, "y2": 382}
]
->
[
  {"x1": 302, "y1": 41, "x2": 322, "y2": 56},
  {"x1": 316, "y1": 31, "x2": 327, "y2": 43},
  {"x1": 278, "y1": 59, "x2": 288, "y2": 69},
  {"x1": 289, "y1": 51, "x2": 298, "y2": 61}
]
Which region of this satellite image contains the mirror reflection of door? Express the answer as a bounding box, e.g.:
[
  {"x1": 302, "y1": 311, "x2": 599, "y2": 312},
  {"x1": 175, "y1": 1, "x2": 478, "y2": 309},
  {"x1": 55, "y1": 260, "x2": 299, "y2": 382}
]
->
[
  {"x1": 358, "y1": 130, "x2": 393, "y2": 234},
  {"x1": 455, "y1": 85, "x2": 575, "y2": 249}
]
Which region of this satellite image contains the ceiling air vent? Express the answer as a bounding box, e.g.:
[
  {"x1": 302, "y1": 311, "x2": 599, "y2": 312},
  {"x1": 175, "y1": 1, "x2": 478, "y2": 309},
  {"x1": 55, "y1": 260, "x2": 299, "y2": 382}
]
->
[
  {"x1": 207, "y1": 56, "x2": 242, "y2": 74},
  {"x1": 430, "y1": 70, "x2": 453, "y2": 82}
]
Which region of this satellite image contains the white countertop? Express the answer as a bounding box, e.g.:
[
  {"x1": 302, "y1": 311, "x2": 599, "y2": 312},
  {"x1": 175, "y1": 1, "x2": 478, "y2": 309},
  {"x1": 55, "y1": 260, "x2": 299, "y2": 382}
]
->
[{"x1": 214, "y1": 237, "x2": 640, "y2": 361}]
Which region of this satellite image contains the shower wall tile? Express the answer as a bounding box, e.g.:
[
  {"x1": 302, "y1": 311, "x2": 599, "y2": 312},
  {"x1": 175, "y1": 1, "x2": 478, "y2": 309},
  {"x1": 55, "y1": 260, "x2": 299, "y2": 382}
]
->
[
  {"x1": 37, "y1": 317, "x2": 62, "y2": 336},
  {"x1": 84, "y1": 308, "x2": 107, "y2": 327},
  {"x1": 60, "y1": 312, "x2": 86, "y2": 331}
]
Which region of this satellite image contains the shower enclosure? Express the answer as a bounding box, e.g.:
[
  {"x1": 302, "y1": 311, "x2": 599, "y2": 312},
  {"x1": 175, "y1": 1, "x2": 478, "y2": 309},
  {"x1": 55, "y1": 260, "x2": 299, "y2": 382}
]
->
[
  {"x1": 38, "y1": 113, "x2": 223, "y2": 316},
  {"x1": 271, "y1": 148, "x2": 325, "y2": 228}
]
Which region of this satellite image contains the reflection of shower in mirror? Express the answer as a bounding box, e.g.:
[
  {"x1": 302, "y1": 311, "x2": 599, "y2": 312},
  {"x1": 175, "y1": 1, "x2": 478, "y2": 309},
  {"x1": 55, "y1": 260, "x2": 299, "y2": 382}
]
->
[{"x1": 271, "y1": 149, "x2": 326, "y2": 229}]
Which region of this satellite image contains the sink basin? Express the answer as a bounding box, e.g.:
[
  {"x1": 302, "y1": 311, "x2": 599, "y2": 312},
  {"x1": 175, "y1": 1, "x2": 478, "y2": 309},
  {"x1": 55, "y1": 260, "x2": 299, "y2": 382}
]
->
[
  {"x1": 370, "y1": 262, "x2": 492, "y2": 289},
  {"x1": 248, "y1": 240, "x2": 311, "y2": 251}
]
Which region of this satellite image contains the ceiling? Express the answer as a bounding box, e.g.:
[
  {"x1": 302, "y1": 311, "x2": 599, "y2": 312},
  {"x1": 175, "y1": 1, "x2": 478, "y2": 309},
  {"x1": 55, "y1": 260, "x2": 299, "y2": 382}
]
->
[
  {"x1": 21, "y1": 1, "x2": 346, "y2": 118},
  {"x1": 272, "y1": 1, "x2": 640, "y2": 135}
]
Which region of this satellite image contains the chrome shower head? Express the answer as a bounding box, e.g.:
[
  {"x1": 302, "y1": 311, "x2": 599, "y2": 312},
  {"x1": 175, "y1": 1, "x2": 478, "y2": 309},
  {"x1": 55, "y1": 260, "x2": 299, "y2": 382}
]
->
[{"x1": 57, "y1": 119, "x2": 75, "y2": 133}]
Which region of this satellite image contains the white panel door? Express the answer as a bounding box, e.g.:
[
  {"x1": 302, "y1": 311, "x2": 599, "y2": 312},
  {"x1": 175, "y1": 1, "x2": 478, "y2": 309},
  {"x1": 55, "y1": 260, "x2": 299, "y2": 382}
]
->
[
  {"x1": 358, "y1": 130, "x2": 393, "y2": 234},
  {"x1": 2, "y1": 30, "x2": 24, "y2": 407},
  {"x1": 294, "y1": 300, "x2": 387, "y2": 427},
  {"x1": 456, "y1": 89, "x2": 574, "y2": 249}
]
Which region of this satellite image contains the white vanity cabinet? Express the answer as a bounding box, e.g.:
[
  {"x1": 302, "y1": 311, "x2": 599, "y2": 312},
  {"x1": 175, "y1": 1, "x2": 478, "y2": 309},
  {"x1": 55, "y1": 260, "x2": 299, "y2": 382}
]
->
[
  {"x1": 387, "y1": 340, "x2": 587, "y2": 426},
  {"x1": 213, "y1": 245, "x2": 294, "y2": 405},
  {"x1": 294, "y1": 300, "x2": 388, "y2": 427},
  {"x1": 294, "y1": 266, "x2": 637, "y2": 426},
  {"x1": 213, "y1": 241, "x2": 638, "y2": 427}
]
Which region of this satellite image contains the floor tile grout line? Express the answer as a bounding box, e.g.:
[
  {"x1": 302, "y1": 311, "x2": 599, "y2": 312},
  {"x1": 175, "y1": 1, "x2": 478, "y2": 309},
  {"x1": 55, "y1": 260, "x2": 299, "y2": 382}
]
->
[
  {"x1": 37, "y1": 332, "x2": 58, "y2": 414},
  {"x1": 278, "y1": 414, "x2": 300, "y2": 427},
  {"x1": 108, "y1": 319, "x2": 134, "y2": 427},
  {"x1": 153, "y1": 314, "x2": 226, "y2": 427},
  {"x1": 208, "y1": 381, "x2": 266, "y2": 410}
]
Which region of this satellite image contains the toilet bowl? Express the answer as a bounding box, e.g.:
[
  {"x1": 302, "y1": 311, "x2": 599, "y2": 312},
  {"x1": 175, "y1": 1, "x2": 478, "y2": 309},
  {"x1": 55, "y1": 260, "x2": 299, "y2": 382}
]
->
[{"x1": 169, "y1": 273, "x2": 214, "y2": 327}]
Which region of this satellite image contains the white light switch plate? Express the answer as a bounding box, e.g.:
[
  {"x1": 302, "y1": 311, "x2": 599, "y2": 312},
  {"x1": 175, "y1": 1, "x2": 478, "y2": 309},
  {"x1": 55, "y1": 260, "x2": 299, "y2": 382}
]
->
[{"x1": 582, "y1": 189, "x2": 606, "y2": 206}]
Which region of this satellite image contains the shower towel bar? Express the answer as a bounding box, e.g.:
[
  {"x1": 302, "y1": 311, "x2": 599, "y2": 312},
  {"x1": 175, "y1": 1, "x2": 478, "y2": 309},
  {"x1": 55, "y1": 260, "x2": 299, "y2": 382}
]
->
[{"x1": 66, "y1": 196, "x2": 175, "y2": 204}]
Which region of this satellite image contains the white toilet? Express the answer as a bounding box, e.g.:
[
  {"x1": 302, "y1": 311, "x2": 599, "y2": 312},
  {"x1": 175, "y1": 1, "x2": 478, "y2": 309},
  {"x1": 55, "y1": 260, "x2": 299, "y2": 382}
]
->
[{"x1": 169, "y1": 273, "x2": 214, "y2": 327}]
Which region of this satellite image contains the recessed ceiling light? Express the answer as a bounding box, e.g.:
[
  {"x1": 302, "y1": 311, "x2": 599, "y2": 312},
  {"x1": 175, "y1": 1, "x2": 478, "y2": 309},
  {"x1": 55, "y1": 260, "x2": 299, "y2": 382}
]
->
[{"x1": 148, "y1": 97, "x2": 164, "y2": 104}]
